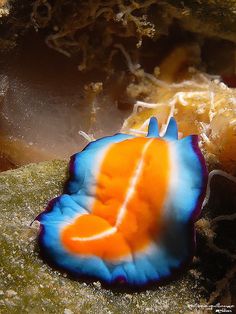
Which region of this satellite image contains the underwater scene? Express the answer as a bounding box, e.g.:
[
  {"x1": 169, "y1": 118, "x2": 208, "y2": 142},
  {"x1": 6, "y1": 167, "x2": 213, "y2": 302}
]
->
[{"x1": 0, "y1": 1, "x2": 236, "y2": 313}]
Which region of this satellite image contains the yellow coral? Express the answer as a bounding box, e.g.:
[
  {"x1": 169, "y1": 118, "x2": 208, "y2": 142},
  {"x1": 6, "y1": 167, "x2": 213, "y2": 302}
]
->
[
  {"x1": 0, "y1": 0, "x2": 9, "y2": 18},
  {"x1": 120, "y1": 46, "x2": 236, "y2": 174}
]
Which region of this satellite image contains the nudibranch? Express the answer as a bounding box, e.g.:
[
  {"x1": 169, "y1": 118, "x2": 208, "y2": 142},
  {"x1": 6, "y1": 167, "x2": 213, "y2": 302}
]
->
[{"x1": 37, "y1": 117, "x2": 208, "y2": 286}]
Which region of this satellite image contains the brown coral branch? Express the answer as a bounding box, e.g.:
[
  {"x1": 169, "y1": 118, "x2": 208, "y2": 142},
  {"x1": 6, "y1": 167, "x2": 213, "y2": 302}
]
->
[
  {"x1": 208, "y1": 265, "x2": 236, "y2": 305},
  {"x1": 211, "y1": 213, "x2": 236, "y2": 225}
]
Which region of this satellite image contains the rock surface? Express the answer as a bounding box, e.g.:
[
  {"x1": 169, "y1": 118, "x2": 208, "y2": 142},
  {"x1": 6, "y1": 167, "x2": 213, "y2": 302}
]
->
[{"x1": 0, "y1": 160, "x2": 206, "y2": 313}]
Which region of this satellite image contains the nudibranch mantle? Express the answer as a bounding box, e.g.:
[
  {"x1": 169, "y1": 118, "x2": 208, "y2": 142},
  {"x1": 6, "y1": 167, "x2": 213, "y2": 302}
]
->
[{"x1": 37, "y1": 117, "x2": 208, "y2": 286}]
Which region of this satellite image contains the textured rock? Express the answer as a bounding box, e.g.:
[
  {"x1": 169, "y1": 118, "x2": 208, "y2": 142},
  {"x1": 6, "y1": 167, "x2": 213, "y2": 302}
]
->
[
  {"x1": 1, "y1": 1, "x2": 236, "y2": 57},
  {"x1": 0, "y1": 160, "x2": 206, "y2": 313},
  {"x1": 163, "y1": 0, "x2": 236, "y2": 43}
]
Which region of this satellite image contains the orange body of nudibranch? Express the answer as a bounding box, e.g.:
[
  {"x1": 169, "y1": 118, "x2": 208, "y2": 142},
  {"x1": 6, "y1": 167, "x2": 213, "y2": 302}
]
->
[
  {"x1": 37, "y1": 117, "x2": 208, "y2": 286},
  {"x1": 62, "y1": 138, "x2": 169, "y2": 259}
]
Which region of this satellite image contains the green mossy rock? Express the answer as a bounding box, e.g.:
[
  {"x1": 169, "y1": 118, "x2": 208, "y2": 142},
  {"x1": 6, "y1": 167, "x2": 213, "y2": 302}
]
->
[{"x1": 0, "y1": 160, "x2": 206, "y2": 313}]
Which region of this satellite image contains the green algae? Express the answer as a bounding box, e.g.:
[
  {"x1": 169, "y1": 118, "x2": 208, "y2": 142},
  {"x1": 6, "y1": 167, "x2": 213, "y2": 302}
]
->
[{"x1": 0, "y1": 160, "x2": 206, "y2": 313}]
